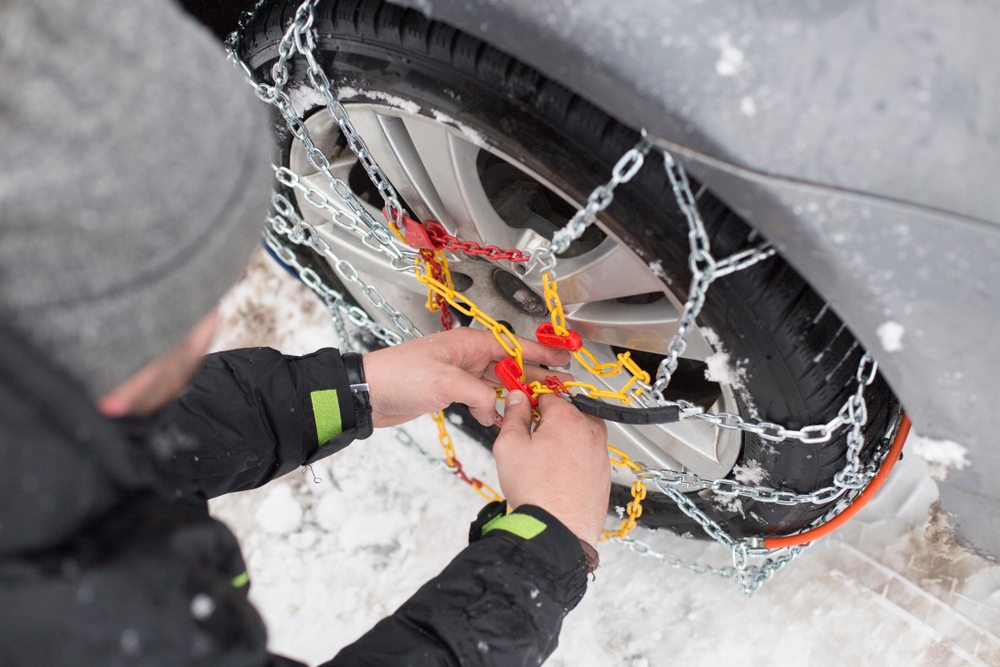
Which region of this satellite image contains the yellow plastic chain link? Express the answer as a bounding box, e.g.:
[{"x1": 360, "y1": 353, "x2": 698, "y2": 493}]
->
[
  {"x1": 601, "y1": 446, "x2": 648, "y2": 541},
  {"x1": 541, "y1": 273, "x2": 651, "y2": 404},
  {"x1": 414, "y1": 258, "x2": 524, "y2": 371},
  {"x1": 431, "y1": 410, "x2": 503, "y2": 503}
]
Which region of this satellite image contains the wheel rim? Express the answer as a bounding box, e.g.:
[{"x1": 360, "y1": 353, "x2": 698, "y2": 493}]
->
[{"x1": 289, "y1": 102, "x2": 742, "y2": 481}]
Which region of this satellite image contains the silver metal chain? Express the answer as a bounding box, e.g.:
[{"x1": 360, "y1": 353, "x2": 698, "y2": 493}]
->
[
  {"x1": 226, "y1": 0, "x2": 895, "y2": 596},
  {"x1": 267, "y1": 194, "x2": 422, "y2": 342},
  {"x1": 526, "y1": 140, "x2": 652, "y2": 278}
]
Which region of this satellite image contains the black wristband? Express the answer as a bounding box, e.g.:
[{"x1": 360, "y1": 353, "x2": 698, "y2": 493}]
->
[{"x1": 342, "y1": 352, "x2": 373, "y2": 440}]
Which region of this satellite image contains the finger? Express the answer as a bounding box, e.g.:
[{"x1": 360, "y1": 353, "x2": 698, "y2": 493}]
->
[
  {"x1": 445, "y1": 368, "x2": 501, "y2": 427},
  {"x1": 496, "y1": 390, "x2": 533, "y2": 442},
  {"x1": 515, "y1": 336, "x2": 572, "y2": 368},
  {"x1": 534, "y1": 393, "x2": 603, "y2": 437},
  {"x1": 522, "y1": 364, "x2": 574, "y2": 385},
  {"x1": 457, "y1": 328, "x2": 572, "y2": 369}
]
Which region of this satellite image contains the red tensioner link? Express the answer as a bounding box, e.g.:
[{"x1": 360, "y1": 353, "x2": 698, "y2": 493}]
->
[
  {"x1": 389, "y1": 209, "x2": 442, "y2": 250},
  {"x1": 494, "y1": 358, "x2": 539, "y2": 408},
  {"x1": 386, "y1": 209, "x2": 529, "y2": 262},
  {"x1": 535, "y1": 322, "x2": 582, "y2": 352}
]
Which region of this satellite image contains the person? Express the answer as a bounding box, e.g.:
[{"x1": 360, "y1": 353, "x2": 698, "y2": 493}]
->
[{"x1": 0, "y1": 1, "x2": 611, "y2": 665}]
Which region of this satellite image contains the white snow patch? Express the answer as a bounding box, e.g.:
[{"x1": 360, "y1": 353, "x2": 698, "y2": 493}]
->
[
  {"x1": 336, "y1": 87, "x2": 422, "y2": 115},
  {"x1": 704, "y1": 350, "x2": 736, "y2": 385},
  {"x1": 733, "y1": 460, "x2": 768, "y2": 486},
  {"x1": 191, "y1": 594, "x2": 216, "y2": 620},
  {"x1": 876, "y1": 320, "x2": 905, "y2": 352},
  {"x1": 712, "y1": 494, "x2": 745, "y2": 517},
  {"x1": 255, "y1": 485, "x2": 303, "y2": 536},
  {"x1": 701, "y1": 328, "x2": 746, "y2": 389},
  {"x1": 648, "y1": 259, "x2": 671, "y2": 284},
  {"x1": 429, "y1": 110, "x2": 490, "y2": 148},
  {"x1": 909, "y1": 433, "x2": 970, "y2": 481},
  {"x1": 288, "y1": 84, "x2": 330, "y2": 117},
  {"x1": 713, "y1": 34, "x2": 745, "y2": 77},
  {"x1": 739, "y1": 96, "x2": 757, "y2": 117}
]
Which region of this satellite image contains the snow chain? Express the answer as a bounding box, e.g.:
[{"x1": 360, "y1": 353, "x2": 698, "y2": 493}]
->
[{"x1": 227, "y1": 0, "x2": 902, "y2": 596}]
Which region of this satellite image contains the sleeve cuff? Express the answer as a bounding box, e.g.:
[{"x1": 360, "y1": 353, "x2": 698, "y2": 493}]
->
[
  {"x1": 289, "y1": 348, "x2": 356, "y2": 459},
  {"x1": 469, "y1": 502, "x2": 589, "y2": 608}
]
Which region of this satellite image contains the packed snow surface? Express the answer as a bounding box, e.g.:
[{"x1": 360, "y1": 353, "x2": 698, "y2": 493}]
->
[{"x1": 210, "y1": 252, "x2": 1000, "y2": 666}]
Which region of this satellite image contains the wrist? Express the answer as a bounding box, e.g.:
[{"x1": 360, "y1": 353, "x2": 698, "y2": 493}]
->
[
  {"x1": 509, "y1": 500, "x2": 598, "y2": 548},
  {"x1": 342, "y1": 352, "x2": 373, "y2": 440}
]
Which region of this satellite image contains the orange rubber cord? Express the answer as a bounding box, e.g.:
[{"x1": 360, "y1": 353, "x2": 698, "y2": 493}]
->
[{"x1": 763, "y1": 412, "x2": 912, "y2": 550}]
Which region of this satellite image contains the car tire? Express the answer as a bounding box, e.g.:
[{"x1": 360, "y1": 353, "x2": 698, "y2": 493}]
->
[{"x1": 240, "y1": 0, "x2": 897, "y2": 539}]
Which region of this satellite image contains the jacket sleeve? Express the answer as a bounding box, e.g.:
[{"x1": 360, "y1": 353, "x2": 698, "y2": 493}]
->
[
  {"x1": 150, "y1": 347, "x2": 359, "y2": 499},
  {"x1": 326, "y1": 504, "x2": 590, "y2": 667}
]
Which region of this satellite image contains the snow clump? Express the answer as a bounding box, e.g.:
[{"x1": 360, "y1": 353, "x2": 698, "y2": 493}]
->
[
  {"x1": 713, "y1": 33, "x2": 745, "y2": 77},
  {"x1": 256, "y1": 484, "x2": 303, "y2": 536},
  {"x1": 733, "y1": 459, "x2": 768, "y2": 485},
  {"x1": 876, "y1": 320, "x2": 905, "y2": 352},
  {"x1": 909, "y1": 433, "x2": 970, "y2": 481}
]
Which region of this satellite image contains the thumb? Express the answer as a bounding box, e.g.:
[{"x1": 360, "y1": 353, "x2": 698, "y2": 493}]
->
[{"x1": 498, "y1": 390, "x2": 533, "y2": 441}]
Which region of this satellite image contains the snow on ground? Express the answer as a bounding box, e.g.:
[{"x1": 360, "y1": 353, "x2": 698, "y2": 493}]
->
[{"x1": 210, "y1": 251, "x2": 1000, "y2": 666}]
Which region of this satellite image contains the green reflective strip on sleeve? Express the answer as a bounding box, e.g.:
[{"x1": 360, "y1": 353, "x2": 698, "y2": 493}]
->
[
  {"x1": 310, "y1": 389, "x2": 342, "y2": 445},
  {"x1": 231, "y1": 571, "x2": 249, "y2": 588},
  {"x1": 481, "y1": 513, "x2": 547, "y2": 540}
]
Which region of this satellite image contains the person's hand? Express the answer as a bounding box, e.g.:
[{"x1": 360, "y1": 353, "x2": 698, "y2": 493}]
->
[
  {"x1": 492, "y1": 392, "x2": 610, "y2": 546},
  {"x1": 362, "y1": 328, "x2": 571, "y2": 428}
]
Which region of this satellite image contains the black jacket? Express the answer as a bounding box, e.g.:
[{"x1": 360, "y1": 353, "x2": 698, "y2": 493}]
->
[{"x1": 0, "y1": 323, "x2": 588, "y2": 666}]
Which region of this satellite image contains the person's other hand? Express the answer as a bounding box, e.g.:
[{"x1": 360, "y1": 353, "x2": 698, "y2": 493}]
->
[
  {"x1": 362, "y1": 328, "x2": 571, "y2": 428},
  {"x1": 492, "y1": 392, "x2": 610, "y2": 546}
]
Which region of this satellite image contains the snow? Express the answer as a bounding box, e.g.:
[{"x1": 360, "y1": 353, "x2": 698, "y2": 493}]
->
[
  {"x1": 429, "y1": 110, "x2": 491, "y2": 149},
  {"x1": 712, "y1": 34, "x2": 745, "y2": 77},
  {"x1": 210, "y1": 252, "x2": 1000, "y2": 666},
  {"x1": 255, "y1": 484, "x2": 304, "y2": 536},
  {"x1": 288, "y1": 84, "x2": 329, "y2": 117},
  {"x1": 336, "y1": 86, "x2": 422, "y2": 116},
  {"x1": 739, "y1": 96, "x2": 757, "y2": 117},
  {"x1": 877, "y1": 320, "x2": 906, "y2": 352},
  {"x1": 701, "y1": 327, "x2": 749, "y2": 394},
  {"x1": 732, "y1": 459, "x2": 768, "y2": 486},
  {"x1": 908, "y1": 434, "x2": 970, "y2": 481},
  {"x1": 190, "y1": 594, "x2": 215, "y2": 620}
]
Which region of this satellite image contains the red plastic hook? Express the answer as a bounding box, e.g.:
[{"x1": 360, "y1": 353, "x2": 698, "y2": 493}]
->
[
  {"x1": 535, "y1": 322, "x2": 582, "y2": 352},
  {"x1": 494, "y1": 358, "x2": 539, "y2": 408},
  {"x1": 384, "y1": 208, "x2": 441, "y2": 250}
]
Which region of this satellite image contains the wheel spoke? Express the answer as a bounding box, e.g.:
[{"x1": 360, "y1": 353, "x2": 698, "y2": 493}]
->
[
  {"x1": 566, "y1": 299, "x2": 712, "y2": 359},
  {"x1": 401, "y1": 115, "x2": 539, "y2": 251},
  {"x1": 345, "y1": 107, "x2": 447, "y2": 221},
  {"x1": 552, "y1": 240, "x2": 667, "y2": 306}
]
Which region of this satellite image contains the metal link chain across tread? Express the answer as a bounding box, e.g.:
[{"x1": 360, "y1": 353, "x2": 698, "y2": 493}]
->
[{"x1": 227, "y1": 0, "x2": 899, "y2": 596}]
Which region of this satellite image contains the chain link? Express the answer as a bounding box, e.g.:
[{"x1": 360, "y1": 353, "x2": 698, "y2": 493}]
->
[
  {"x1": 425, "y1": 222, "x2": 530, "y2": 264},
  {"x1": 431, "y1": 411, "x2": 503, "y2": 502}
]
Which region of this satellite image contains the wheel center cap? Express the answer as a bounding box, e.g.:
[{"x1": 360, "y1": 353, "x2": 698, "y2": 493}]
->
[{"x1": 492, "y1": 269, "x2": 547, "y2": 317}]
